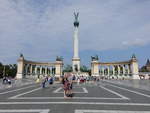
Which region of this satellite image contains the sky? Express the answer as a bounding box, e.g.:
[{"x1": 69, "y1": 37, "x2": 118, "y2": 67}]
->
[{"x1": 0, "y1": 0, "x2": 150, "y2": 67}]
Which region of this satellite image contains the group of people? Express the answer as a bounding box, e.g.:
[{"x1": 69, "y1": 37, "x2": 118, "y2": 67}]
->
[
  {"x1": 77, "y1": 76, "x2": 101, "y2": 83},
  {"x1": 40, "y1": 74, "x2": 100, "y2": 98},
  {"x1": 41, "y1": 76, "x2": 54, "y2": 88}
]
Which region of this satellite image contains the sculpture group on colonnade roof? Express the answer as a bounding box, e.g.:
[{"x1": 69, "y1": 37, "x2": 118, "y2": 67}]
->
[
  {"x1": 91, "y1": 55, "x2": 99, "y2": 61},
  {"x1": 56, "y1": 56, "x2": 63, "y2": 61}
]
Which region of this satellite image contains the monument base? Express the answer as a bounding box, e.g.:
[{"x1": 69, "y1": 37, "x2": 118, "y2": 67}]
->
[{"x1": 72, "y1": 58, "x2": 80, "y2": 72}]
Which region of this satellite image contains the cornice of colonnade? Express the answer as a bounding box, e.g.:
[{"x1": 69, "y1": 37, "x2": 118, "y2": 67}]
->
[
  {"x1": 91, "y1": 60, "x2": 134, "y2": 65},
  {"x1": 17, "y1": 54, "x2": 63, "y2": 66},
  {"x1": 23, "y1": 59, "x2": 63, "y2": 66}
]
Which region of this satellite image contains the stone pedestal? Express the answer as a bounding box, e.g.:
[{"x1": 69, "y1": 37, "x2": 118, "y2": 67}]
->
[
  {"x1": 72, "y1": 58, "x2": 80, "y2": 72},
  {"x1": 16, "y1": 56, "x2": 24, "y2": 79},
  {"x1": 131, "y1": 57, "x2": 140, "y2": 79},
  {"x1": 55, "y1": 61, "x2": 63, "y2": 77},
  {"x1": 91, "y1": 60, "x2": 99, "y2": 76}
]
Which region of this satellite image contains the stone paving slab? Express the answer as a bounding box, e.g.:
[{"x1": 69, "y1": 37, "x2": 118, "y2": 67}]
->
[
  {"x1": 104, "y1": 80, "x2": 150, "y2": 91},
  {"x1": 75, "y1": 110, "x2": 150, "y2": 113},
  {"x1": 0, "y1": 80, "x2": 150, "y2": 113},
  {"x1": 0, "y1": 79, "x2": 35, "y2": 90}
]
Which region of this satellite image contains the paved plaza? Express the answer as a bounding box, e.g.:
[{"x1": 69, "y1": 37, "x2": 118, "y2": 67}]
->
[{"x1": 0, "y1": 80, "x2": 150, "y2": 113}]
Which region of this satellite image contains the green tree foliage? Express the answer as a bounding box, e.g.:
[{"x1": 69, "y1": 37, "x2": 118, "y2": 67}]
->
[
  {"x1": 63, "y1": 64, "x2": 72, "y2": 72},
  {"x1": 80, "y1": 65, "x2": 91, "y2": 75},
  {"x1": 80, "y1": 65, "x2": 89, "y2": 72},
  {"x1": 140, "y1": 66, "x2": 150, "y2": 72},
  {"x1": 0, "y1": 62, "x2": 17, "y2": 78},
  {"x1": 0, "y1": 62, "x2": 3, "y2": 77}
]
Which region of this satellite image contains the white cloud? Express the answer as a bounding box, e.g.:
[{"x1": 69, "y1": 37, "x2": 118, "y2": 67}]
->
[
  {"x1": 0, "y1": 0, "x2": 150, "y2": 64},
  {"x1": 122, "y1": 38, "x2": 149, "y2": 46}
]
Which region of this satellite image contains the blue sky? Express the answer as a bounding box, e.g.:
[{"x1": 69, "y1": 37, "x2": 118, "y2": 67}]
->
[{"x1": 0, "y1": 0, "x2": 150, "y2": 67}]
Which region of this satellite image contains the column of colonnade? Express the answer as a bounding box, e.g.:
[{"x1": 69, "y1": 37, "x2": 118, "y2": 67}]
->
[
  {"x1": 21, "y1": 64, "x2": 55, "y2": 78},
  {"x1": 117, "y1": 65, "x2": 120, "y2": 76},
  {"x1": 30, "y1": 64, "x2": 33, "y2": 76},
  {"x1": 107, "y1": 66, "x2": 110, "y2": 78},
  {"x1": 122, "y1": 65, "x2": 125, "y2": 76},
  {"x1": 96, "y1": 64, "x2": 133, "y2": 79},
  {"x1": 112, "y1": 66, "x2": 115, "y2": 76},
  {"x1": 34, "y1": 65, "x2": 37, "y2": 76}
]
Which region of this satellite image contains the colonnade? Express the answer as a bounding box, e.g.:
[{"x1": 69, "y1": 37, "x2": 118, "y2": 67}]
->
[
  {"x1": 91, "y1": 55, "x2": 140, "y2": 79},
  {"x1": 16, "y1": 54, "x2": 63, "y2": 79},
  {"x1": 98, "y1": 64, "x2": 131, "y2": 79},
  {"x1": 23, "y1": 64, "x2": 56, "y2": 77}
]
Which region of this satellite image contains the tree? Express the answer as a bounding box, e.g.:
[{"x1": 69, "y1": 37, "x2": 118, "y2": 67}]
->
[
  {"x1": 63, "y1": 64, "x2": 72, "y2": 72},
  {"x1": 0, "y1": 62, "x2": 17, "y2": 78},
  {"x1": 0, "y1": 62, "x2": 3, "y2": 78},
  {"x1": 140, "y1": 66, "x2": 149, "y2": 72},
  {"x1": 80, "y1": 65, "x2": 89, "y2": 72}
]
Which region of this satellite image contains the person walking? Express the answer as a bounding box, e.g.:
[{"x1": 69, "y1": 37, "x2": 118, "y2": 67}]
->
[{"x1": 42, "y1": 77, "x2": 47, "y2": 88}]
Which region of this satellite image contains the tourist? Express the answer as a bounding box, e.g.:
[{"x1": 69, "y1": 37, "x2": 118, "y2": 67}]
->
[
  {"x1": 2, "y1": 77, "x2": 7, "y2": 84},
  {"x1": 68, "y1": 80, "x2": 73, "y2": 97},
  {"x1": 72, "y1": 75, "x2": 76, "y2": 82},
  {"x1": 45, "y1": 76, "x2": 48, "y2": 82},
  {"x1": 7, "y1": 78, "x2": 11, "y2": 85},
  {"x1": 42, "y1": 77, "x2": 47, "y2": 88},
  {"x1": 62, "y1": 76, "x2": 73, "y2": 98},
  {"x1": 48, "y1": 76, "x2": 53, "y2": 85},
  {"x1": 68, "y1": 74, "x2": 73, "y2": 97},
  {"x1": 62, "y1": 77, "x2": 68, "y2": 98}
]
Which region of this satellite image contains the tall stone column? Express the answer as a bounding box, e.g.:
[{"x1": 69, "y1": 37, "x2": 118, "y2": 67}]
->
[
  {"x1": 16, "y1": 54, "x2": 24, "y2": 79},
  {"x1": 72, "y1": 12, "x2": 80, "y2": 73}
]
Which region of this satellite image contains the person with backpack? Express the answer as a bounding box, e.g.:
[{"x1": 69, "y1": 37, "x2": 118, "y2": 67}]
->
[{"x1": 48, "y1": 76, "x2": 53, "y2": 85}]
